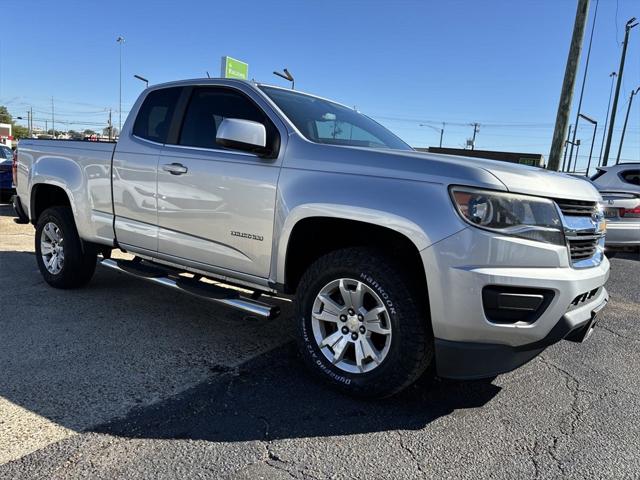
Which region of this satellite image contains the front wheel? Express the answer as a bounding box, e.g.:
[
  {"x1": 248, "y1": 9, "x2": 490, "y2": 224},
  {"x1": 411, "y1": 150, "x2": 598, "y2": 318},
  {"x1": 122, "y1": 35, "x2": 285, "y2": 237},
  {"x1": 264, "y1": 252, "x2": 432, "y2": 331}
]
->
[
  {"x1": 35, "y1": 206, "x2": 97, "y2": 289},
  {"x1": 295, "y1": 247, "x2": 433, "y2": 398}
]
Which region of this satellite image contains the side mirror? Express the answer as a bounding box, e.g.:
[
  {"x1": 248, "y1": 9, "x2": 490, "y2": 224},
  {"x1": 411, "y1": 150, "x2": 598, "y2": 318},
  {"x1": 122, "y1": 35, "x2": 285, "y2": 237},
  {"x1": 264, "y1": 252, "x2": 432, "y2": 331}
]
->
[{"x1": 216, "y1": 118, "x2": 268, "y2": 155}]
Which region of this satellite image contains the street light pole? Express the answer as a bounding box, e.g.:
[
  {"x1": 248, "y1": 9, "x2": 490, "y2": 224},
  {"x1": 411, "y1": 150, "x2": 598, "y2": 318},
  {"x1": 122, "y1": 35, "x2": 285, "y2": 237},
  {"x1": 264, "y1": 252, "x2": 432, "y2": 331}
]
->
[
  {"x1": 116, "y1": 36, "x2": 125, "y2": 133},
  {"x1": 273, "y1": 68, "x2": 295, "y2": 90},
  {"x1": 578, "y1": 113, "x2": 597, "y2": 176},
  {"x1": 615, "y1": 87, "x2": 640, "y2": 165},
  {"x1": 602, "y1": 17, "x2": 638, "y2": 166},
  {"x1": 419, "y1": 123, "x2": 445, "y2": 148},
  {"x1": 598, "y1": 72, "x2": 617, "y2": 166},
  {"x1": 134, "y1": 74, "x2": 149, "y2": 89},
  {"x1": 562, "y1": 124, "x2": 573, "y2": 172},
  {"x1": 572, "y1": 139, "x2": 581, "y2": 172}
]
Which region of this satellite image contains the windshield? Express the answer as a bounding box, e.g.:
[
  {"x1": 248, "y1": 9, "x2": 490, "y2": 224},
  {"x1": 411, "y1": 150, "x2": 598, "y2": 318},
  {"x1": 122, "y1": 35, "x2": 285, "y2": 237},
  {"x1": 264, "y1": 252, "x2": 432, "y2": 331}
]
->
[
  {"x1": 0, "y1": 147, "x2": 12, "y2": 160},
  {"x1": 259, "y1": 86, "x2": 412, "y2": 151}
]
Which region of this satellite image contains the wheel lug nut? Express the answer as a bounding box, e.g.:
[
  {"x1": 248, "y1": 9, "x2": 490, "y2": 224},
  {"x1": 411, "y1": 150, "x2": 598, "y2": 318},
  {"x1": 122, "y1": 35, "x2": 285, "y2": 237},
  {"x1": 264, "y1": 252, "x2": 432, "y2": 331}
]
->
[
  {"x1": 348, "y1": 309, "x2": 355, "y2": 316},
  {"x1": 357, "y1": 314, "x2": 363, "y2": 321},
  {"x1": 359, "y1": 326, "x2": 366, "y2": 334},
  {"x1": 351, "y1": 333, "x2": 358, "y2": 340},
  {"x1": 340, "y1": 315, "x2": 347, "y2": 322},
  {"x1": 341, "y1": 327, "x2": 349, "y2": 334}
]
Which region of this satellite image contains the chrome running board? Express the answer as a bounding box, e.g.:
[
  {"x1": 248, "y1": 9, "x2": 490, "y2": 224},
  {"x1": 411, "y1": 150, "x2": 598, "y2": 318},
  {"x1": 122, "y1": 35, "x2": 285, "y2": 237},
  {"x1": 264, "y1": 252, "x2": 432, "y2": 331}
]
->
[{"x1": 100, "y1": 258, "x2": 280, "y2": 319}]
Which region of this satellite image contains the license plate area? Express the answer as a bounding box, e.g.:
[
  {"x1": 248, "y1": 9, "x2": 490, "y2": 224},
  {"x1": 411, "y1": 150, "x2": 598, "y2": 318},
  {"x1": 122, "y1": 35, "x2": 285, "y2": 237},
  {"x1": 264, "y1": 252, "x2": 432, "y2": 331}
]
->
[{"x1": 604, "y1": 207, "x2": 619, "y2": 219}]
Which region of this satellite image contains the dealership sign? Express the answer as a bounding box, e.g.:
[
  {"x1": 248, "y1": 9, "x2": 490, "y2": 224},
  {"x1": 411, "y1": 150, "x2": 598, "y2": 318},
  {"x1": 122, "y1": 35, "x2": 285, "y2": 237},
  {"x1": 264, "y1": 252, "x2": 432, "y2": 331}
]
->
[{"x1": 221, "y1": 56, "x2": 249, "y2": 80}]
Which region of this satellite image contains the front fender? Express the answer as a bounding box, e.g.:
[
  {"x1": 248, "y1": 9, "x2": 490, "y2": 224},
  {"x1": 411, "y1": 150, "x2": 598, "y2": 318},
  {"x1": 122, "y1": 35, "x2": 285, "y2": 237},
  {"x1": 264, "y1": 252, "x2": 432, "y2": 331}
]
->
[
  {"x1": 275, "y1": 203, "x2": 430, "y2": 283},
  {"x1": 272, "y1": 169, "x2": 467, "y2": 285}
]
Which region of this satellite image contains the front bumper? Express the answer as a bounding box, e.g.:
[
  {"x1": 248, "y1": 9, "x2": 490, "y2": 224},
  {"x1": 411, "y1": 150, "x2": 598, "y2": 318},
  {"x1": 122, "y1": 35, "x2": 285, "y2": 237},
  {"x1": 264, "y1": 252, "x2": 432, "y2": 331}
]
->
[
  {"x1": 421, "y1": 227, "x2": 610, "y2": 379},
  {"x1": 435, "y1": 294, "x2": 607, "y2": 379}
]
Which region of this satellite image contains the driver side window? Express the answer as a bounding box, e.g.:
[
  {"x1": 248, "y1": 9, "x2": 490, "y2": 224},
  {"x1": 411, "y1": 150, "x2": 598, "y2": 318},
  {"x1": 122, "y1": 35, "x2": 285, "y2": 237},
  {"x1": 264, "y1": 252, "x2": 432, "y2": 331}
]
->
[{"x1": 178, "y1": 87, "x2": 275, "y2": 150}]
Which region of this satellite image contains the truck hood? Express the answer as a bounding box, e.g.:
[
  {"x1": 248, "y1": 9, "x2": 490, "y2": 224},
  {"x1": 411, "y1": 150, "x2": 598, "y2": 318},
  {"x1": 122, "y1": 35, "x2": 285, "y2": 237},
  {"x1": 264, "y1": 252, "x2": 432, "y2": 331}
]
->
[
  {"x1": 289, "y1": 139, "x2": 602, "y2": 202},
  {"x1": 420, "y1": 151, "x2": 601, "y2": 202}
]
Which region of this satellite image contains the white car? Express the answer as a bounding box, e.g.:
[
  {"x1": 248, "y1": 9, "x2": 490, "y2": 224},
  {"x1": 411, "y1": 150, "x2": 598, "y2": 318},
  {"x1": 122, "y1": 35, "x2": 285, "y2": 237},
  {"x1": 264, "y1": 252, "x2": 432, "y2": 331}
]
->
[{"x1": 591, "y1": 164, "x2": 640, "y2": 251}]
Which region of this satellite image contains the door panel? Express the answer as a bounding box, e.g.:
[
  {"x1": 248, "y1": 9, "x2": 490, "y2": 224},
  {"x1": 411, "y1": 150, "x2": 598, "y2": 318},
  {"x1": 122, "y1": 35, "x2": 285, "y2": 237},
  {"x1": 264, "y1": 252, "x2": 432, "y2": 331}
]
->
[{"x1": 157, "y1": 146, "x2": 279, "y2": 277}]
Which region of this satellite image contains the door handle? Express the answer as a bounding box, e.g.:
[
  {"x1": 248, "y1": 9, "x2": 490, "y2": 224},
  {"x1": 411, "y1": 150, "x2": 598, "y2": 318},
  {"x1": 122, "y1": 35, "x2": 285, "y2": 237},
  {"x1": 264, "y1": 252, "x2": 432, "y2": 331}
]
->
[{"x1": 162, "y1": 163, "x2": 188, "y2": 175}]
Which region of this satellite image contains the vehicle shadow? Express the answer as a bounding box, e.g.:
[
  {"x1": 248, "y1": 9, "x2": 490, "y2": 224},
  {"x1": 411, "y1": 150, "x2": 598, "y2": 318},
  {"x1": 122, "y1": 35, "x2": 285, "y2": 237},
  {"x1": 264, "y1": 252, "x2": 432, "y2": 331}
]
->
[
  {"x1": 0, "y1": 249, "x2": 500, "y2": 446},
  {"x1": 93, "y1": 343, "x2": 500, "y2": 443}
]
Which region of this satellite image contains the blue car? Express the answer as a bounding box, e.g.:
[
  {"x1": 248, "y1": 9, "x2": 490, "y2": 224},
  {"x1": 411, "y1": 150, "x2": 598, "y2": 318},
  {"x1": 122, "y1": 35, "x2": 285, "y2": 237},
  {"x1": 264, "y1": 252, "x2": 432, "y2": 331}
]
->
[{"x1": 0, "y1": 145, "x2": 14, "y2": 203}]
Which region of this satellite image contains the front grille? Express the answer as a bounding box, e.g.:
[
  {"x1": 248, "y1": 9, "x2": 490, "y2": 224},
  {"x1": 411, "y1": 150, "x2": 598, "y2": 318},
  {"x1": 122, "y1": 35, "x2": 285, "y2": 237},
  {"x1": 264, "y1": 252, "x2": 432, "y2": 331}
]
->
[
  {"x1": 555, "y1": 198, "x2": 598, "y2": 216},
  {"x1": 567, "y1": 233, "x2": 600, "y2": 261},
  {"x1": 0, "y1": 165, "x2": 11, "y2": 173},
  {"x1": 554, "y1": 199, "x2": 602, "y2": 265}
]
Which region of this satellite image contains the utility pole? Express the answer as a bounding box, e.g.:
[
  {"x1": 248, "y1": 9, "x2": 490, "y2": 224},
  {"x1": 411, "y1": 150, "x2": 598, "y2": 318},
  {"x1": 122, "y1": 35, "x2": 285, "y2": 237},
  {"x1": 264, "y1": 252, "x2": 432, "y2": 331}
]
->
[
  {"x1": 602, "y1": 17, "x2": 638, "y2": 166},
  {"x1": 548, "y1": 0, "x2": 591, "y2": 171},
  {"x1": 615, "y1": 87, "x2": 640, "y2": 164},
  {"x1": 598, "y1": 72, "x2": 617, "y2": 166},
  {"x1": 568, "y1": 0, "x2": 599, "y2": 170},
  {"x1": 470, "y1": 123, "x2": 480, "y2": 150},
  {"x1": 108, "y1": 109, "x2": 113, "y2": 141},
  {"x1": 51, "y1": 97, "x2": 55, "y2": 138},
  {"x1": 440, "y1": 122, "x2": 445, "y2": 148},
  {"x1": 562, "y1": 124, "x2": 573, "y2": 171}
]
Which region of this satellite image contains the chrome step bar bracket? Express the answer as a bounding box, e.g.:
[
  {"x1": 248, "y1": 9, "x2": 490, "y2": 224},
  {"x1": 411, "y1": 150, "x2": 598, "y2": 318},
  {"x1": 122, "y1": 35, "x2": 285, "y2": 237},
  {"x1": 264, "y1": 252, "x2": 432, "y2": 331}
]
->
[{"x1": 100, "y1": 259, "x2": 280, "y2": 319}]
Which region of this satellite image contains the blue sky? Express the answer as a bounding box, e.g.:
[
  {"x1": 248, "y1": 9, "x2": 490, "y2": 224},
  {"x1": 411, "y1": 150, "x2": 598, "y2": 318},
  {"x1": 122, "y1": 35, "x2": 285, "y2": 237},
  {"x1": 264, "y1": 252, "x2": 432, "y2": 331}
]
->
[{"x1": 0, "y1": 0, "x2": 638, "y2": 169}]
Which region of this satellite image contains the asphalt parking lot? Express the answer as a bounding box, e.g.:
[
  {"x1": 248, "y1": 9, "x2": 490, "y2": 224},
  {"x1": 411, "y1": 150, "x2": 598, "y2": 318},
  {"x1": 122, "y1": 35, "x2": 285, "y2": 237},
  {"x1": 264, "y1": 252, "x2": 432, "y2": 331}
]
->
[{"x1": 0, "y1": 201, "x2": 639, "y2": 479}]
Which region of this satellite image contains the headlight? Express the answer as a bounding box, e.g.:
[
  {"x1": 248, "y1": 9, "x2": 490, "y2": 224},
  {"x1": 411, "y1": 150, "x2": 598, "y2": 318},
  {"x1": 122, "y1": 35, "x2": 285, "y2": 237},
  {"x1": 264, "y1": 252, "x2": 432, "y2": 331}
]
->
[{"x1": 450, "y1": 187, "x2": 565, "y2": 245}]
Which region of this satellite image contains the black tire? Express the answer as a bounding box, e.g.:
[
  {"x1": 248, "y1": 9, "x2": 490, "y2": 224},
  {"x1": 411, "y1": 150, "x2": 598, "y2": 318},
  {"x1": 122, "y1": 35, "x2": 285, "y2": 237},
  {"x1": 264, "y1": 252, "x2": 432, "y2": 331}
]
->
[
  {"x1": 295, "y1": 247, "x2": 433, "y2": 398},
  {"x1": 35, "y1": 206, "x2": 97, "y2": 289}
]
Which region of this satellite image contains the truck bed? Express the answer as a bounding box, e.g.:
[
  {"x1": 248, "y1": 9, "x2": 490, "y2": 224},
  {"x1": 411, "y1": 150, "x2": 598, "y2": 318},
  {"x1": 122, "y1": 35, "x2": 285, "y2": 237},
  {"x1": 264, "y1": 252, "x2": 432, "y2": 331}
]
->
[{"x1": 16, "y1": 139, "x2": 117, "y2": 245}]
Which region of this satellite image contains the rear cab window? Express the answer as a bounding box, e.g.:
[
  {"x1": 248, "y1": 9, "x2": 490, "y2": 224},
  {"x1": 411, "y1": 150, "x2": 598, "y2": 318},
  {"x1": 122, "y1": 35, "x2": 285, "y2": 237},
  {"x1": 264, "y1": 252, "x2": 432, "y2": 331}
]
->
[{"x1": 133, "y1": 87, "x2": 182, "y2": 143}]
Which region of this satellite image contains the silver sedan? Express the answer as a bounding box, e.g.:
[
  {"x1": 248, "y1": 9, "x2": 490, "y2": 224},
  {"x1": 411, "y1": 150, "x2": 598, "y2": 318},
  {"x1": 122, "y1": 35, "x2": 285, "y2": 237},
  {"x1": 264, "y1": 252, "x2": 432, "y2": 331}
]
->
[{"x1": 591, "y1": 164, "x2": 640, "y2": 251}]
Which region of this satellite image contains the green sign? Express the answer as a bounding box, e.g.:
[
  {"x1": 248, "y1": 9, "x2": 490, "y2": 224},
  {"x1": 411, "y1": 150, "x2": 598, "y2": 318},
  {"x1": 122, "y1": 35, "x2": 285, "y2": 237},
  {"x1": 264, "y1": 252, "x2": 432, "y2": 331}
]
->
[{"x1": 221, "y1": 56, "x2": 249, "y2": 80}]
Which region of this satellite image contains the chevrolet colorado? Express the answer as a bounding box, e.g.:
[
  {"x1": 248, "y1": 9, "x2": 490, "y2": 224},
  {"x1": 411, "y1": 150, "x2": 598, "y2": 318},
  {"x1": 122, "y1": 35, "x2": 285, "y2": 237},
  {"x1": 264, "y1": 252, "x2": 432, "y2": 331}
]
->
[{"x1": 13, "y1": 79, "x2": 610, "y2": 397}]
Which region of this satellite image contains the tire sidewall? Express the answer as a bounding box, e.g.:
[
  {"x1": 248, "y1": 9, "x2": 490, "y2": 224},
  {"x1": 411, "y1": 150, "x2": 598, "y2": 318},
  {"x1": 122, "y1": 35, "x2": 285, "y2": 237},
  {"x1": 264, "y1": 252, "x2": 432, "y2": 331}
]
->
[
  {"x1": 297, "y1": 257, "x2": 424, "y2": 394},
  {"x1": 35, "y1": 209, "x2": 70, "y2": 284},
  {"x1": 34, "y1": 207, "x2": 96, "y2": 288}
]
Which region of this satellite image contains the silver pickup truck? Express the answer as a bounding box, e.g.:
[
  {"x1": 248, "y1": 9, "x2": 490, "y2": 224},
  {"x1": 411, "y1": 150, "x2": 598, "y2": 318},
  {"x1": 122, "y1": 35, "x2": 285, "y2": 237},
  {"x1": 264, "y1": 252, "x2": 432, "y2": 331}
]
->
[{"x1": 13, "y1": 78, "x2": 610, "y2": 397}]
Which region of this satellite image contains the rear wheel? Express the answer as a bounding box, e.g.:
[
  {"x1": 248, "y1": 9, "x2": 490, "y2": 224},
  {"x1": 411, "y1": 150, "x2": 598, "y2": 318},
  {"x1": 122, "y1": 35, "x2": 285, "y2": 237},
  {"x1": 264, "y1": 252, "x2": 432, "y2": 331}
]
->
[
  {"x1": 35, "y1": 206, "x2": 97, "y2": 289},
  {"x1": 295, "y1": 247, "x2": 433, "y2": 398}
]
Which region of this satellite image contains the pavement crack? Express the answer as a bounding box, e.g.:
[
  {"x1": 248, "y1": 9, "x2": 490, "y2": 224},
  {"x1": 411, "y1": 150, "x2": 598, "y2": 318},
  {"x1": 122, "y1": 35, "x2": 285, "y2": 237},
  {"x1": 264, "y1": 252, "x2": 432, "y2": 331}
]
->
[
  {"x1": 527, "y1": 439, "x2": 542, "y2": 479},
  {"x1": 597, "y1": 323, "x2": 638, "y2": 342},
  {"x1": 538, "y1": 356, "x2": 597, "y2": 476},
  {"x1": 396, "y1": 430, "x2": 426, "y2": 477},
  {"x1": 256, "y1": 416, "x2": 318, "y2": 480}
]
